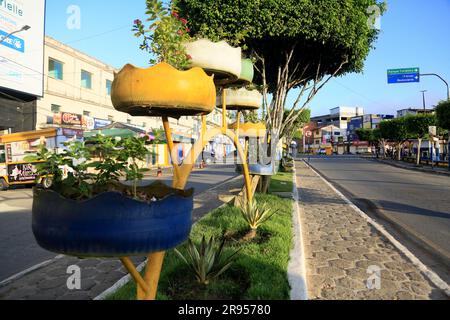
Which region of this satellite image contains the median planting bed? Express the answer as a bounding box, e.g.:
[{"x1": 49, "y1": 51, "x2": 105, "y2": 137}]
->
[{"x1": 107, "y1": 175, "x2": 294, "y2": 300}]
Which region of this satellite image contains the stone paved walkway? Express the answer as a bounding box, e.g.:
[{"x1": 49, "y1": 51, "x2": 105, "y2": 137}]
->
[
  {"x1": 0, "y1": 176, "x2": 243, "y2": 300},
  {"x1": 296, "y1": 161, "x2": 448, "y2": 300}
]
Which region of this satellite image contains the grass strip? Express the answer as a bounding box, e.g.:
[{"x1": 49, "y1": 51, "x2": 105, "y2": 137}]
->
[{"x1": 107, "y1": 192, "x2": 293, "y2": 300}]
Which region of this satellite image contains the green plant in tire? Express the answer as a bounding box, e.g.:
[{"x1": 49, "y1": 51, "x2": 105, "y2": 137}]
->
[
  {"x1": 174, "y1": 236, "x2": 240, "y2": 285},
  {"x1": 116, "y1": 136, "x2": 150, "y2": 199},
  {"x1": 239, "y1": 199, "x2": 275, "y2": 241}
]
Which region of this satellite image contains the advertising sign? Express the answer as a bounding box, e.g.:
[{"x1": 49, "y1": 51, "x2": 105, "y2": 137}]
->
[
  {"x1": 53, "y1": 112, "x2": 82, "y2": 126},
  {"x1": 0, "y1": 0, "x2": 46, "y2": 97},
  {"x1": 8, "y1": 162, "x2": 38, "y2": 183},
  {"x1": 94, "y1": 118, "x2": 112, "y2": 129},
  {"x1": 82, "y1": 116, "x2": 95, "y2": 130}
]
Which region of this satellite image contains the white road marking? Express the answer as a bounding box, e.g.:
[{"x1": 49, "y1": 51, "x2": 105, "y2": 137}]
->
[{"x1": 0, "y1": 255, "x2": 65, "y2": 287}]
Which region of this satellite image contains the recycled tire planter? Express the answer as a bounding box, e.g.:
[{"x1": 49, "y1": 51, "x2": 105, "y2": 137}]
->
[
  {"x1": 32, "y1": 184, "x2": 194, "y2": 258},
  {"x1": 218, "y1": 88, "x2": 262, "y2": 111},
  {"x1": 229, "y1": 122, "x2": 267, "y2": 139},
  {"x1": 248, "y1": 163, "x2": 275, "y2": 176},
  {"x1": 184, "y1": 39, "x2": 241, "y2": 86},
  {"x1": 111, "y1": 62, "x2": 216, "y2": 117},
  {"x1": 232, "y1": 58, "x2": 255, "y2": 87}
]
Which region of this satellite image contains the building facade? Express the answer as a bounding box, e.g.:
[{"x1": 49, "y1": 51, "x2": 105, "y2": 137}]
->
[
  {"x1": 397, "y1": 108, "x2": 435, "y2": 118},
  {"x1": 311, "y1": 106, "x2": 364, "y2": 130}
]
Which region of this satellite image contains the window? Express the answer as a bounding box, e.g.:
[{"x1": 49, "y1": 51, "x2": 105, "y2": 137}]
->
[
  {"x1": 83, "y1": 111, "x2": 91, "y2": 117},
  {"x1": 108, "y1": 115, "x2": 114, "y2": 121},
  {"x1": 127, "y1": 119, "x2": 131, "y2": 124},
  {"x1": 49, "y1": 58, "x2": 63, "y2": 80},
  {"x1": 51, "y1": 104, "x2": 61, "y2": 113},
  {"x1": 0, "y1": 145, "x2": 5, "y2": 163},
  {"x1": 142, "y1": 122, "x2": 147, "y2": 128},
  {"x1": 81, "y1": 70, "x2": 92, "y2": 89},
  {"x1": 106, "y1": 80, "x2": 112, "y2": 96}
]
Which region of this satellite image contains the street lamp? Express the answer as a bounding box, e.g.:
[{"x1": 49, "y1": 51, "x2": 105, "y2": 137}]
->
[
  {"x1": 420, "y1": 90, "x2": 427, "y2": 110},
  {"x1": 0, "y1": 25, "x2": 31, "y2": 44}
]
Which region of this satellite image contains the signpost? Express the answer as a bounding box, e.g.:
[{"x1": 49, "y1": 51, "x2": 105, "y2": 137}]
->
[{"x1": 388, "y1": 68, "x2": 420, "y2": 84}]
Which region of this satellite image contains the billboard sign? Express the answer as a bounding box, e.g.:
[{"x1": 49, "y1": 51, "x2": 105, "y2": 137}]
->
[
  {"x1": 53, "y1": 112, "x2": 83, "y2": 126},
  {"x1": 8, "y1": 162, "x2": 38, "y2": 183},
  {"x1": 94, "y1": 118, "x2": 112, "y2": 129},
  {"x1": 0, "y1": 0, "x2": 46, "y2": 97}
]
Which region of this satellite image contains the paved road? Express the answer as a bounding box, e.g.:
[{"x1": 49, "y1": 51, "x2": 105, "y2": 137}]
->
[
  {"x1": 302, "y1": 156, "x2": 450, "y2": 279},
  {"x1": 0, "y1": 165, "x2": 238, "y2": 282}
]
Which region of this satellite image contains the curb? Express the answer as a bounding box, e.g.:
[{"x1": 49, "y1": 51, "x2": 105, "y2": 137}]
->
[
  {"x1": 367, "y1": 157, "x2": 450, "y2": 177},
  {"x1": 303, "y1": 160, "x2": 450, "y2": 297},
  {"x1": 287, "y1": 164, "x2": 308, "y2": 300}
]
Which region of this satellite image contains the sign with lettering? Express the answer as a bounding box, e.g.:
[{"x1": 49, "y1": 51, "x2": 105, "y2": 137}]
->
[
  {"x1": 53, "y1": 112, "x2": 82, "y2": 126},
  {"x1": 8, "y1": 162, "x2": 38, "y2": 183}
]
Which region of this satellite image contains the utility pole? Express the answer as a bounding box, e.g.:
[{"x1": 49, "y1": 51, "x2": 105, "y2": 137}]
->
[{"x1": 420, "y1": 90, "x2": 427, "y2": 110}]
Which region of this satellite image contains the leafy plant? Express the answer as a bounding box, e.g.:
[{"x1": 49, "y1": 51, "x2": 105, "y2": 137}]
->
[
  {"x1": 176, "y1": 0, "x2": 386, "y2": 139},
  {"x1": 174, "y1": 236, "x2": 240, "y2": 285},
  {"x1": 26, "y1": 135, "x2": 150, "y2": 201},
  {"x1": 133, "y1": 0, "x2": 192, "y2": 69},
  {"x1": 118, "y1": 136, "x2": 150, "y2": 198},
  {"x1": 239, "y1": 199, "x2": 275, "y2": 240}
]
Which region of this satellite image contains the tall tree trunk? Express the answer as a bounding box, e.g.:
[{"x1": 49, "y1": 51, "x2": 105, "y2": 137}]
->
[
  {"x1": 397, "y1": 143, "x2": 402, "y2": 161},
  {"x1": 416, "y1": 138, "x2": 422, "y2": 166},
  {"x1": 381, "y1": 139, "x2": 386, "y2": 159}
]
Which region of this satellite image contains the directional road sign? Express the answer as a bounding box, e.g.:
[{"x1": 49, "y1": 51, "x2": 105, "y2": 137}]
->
[{"x1": 387, "y1": 68, "x2": 420, "y2": 84}]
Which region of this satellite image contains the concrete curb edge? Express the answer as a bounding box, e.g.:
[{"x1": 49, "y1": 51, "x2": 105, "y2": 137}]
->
[
  {"x1": 368, "y1": 157, "x2": 450, "y2": 177},
  {"x1": 287, "y1": 164, "x2": 309, "y2": 300}
]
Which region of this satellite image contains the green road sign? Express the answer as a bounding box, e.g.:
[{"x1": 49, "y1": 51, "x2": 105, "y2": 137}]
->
[{"x1": 388, "y1": 68, "x2": 420, "y2": 75}]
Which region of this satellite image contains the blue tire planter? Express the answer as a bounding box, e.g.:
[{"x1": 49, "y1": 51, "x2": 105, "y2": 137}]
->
[
  {"x1": 32, "y1": 187, "x2": 194, "y2": 258},
  {"x1": 248, "y1": 163, "x2": 275, "y2": 176}
]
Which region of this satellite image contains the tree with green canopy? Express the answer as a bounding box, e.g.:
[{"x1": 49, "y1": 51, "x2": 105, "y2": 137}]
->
[
  {"x1": 379, "y1": 118, "x2": 410, "y2": 161},
  {"x1": 435, "y1": 100, "x2": 450, "y2": 170},
  {"x1": 175, "y1": 0, "x2": 386, "y2": 138},
  {"x1": 356, "y1": 128, "x2": 382, "y2": 158},
  {"x1": 404, "y1": 114, "x2": 436, "y2": 165}
]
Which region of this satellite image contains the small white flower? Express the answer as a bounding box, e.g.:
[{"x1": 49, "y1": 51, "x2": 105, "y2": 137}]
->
[{"x1": 115, "y1": 137, "x2": 122, "y2": 142}]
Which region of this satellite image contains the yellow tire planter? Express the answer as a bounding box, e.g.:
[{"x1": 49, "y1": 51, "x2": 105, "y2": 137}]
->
[
  {"x1": 218, "y1": 88, "x2": 262, "y2": 111},
  {"x1": 111, "y1": 62, "x2": 216, "y2": 117},
  {"x1": 184, "y1": 39, "x2": 242, "y2": 86},
  {"x1": 229, "y1": 122, "x2": 267, "y2": 138}
]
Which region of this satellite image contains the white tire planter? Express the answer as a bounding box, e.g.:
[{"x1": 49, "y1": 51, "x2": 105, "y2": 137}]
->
[{"x1": 184, "y1": 39, "x2": 242, "y2": 85}]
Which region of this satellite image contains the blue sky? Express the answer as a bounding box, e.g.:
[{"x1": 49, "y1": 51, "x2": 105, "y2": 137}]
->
[{"x1": 45, "y1": 0, "x2": 450, "y2": 117}]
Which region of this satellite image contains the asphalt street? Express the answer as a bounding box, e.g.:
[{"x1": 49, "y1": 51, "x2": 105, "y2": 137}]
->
[
  {"x1": 0, "y1": 165, "x2": 238, "y2": 282},
  {"x1": 302, "y1": 156, "x2": 450, "y2": 279}
]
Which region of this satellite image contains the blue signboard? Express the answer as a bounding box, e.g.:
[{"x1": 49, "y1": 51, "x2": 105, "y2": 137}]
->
[
  {"x1": 94, "y1": 118, "x2": 112, "y2": 129},
  {"x1": 0, "y1": 30, "x2": 25, "y2": 53},
  {"x1": 387, "y1": 68, "x2": 420, "y2": 84}
]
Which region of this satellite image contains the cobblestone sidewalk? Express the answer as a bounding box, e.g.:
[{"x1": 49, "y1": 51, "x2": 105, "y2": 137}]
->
[
  {"x1": 0, "y1": 176, "x2": 243, "y2": 300},
  {"x1": 296, "y1": 161, "x2": 448, "y2": 300}
]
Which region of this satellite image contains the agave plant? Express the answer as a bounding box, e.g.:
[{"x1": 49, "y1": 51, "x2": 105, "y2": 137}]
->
[
  {"x1": 240, "y1": 199, "x2": 275, "y2": 240},
  {"x1": 174, "y1": 236, "x2": 240, "y2": 285}
]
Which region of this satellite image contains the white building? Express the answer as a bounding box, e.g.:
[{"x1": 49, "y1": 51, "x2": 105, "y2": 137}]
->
[{"x1": 311, "y1": 106, "x2": 364, "y2": 130}]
